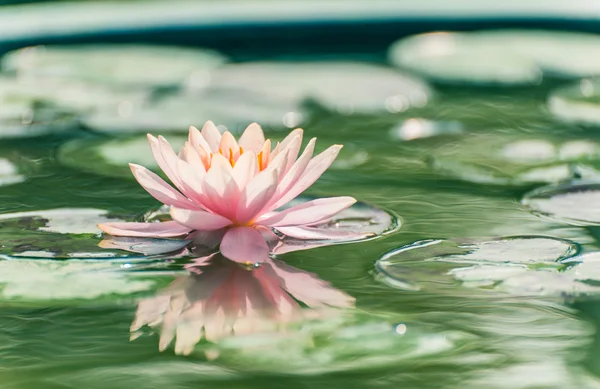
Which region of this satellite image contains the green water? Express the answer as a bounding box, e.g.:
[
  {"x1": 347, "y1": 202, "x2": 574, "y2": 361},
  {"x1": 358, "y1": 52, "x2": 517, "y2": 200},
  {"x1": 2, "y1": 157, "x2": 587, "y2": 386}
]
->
[{"x1": 3, "y1": 52, "x2": 600, "y2": 388}]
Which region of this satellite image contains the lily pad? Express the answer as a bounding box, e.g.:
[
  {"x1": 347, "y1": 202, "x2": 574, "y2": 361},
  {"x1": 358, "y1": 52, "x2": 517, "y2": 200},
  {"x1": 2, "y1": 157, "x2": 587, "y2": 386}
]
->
[
  {"x1": 0, "y1": 77, "x2": 76, "y2": 138},
  {"x1": 2, "y1": 44, "x2": 227, "y2": 88},
  {"x1": 200, "y1": 61, "x2": 432, "y2": 113},
  {"x1": 376, "y1": 236, "x2": 581, "y2": 295},
  {"x1": 81, "y1": 89, "x2": 303, "y2": 134},
  {"x1": 430, "y1": 133, "x2": 600, "y2": 186},
  {"x1": 389, "y1": 30, "x2": 600, "y2": 85},
  {"x1": 58, "y1": 135, "x2": 187, "y2": 178},
  {"x1": 0, "y1": 208, "x2": 150, "y2": 259},
  {"x1": 0, "y1": 259, "x2": 160, "y2": 302},
  {"x1": 522, "y1": 180, "x2": 600, "y2": 226}
]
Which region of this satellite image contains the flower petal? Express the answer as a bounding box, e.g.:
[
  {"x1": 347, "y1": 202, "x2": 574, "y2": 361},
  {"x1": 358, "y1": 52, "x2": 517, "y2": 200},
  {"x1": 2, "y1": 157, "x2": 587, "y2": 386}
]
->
[
  {"x1": 220, "y1": 226, "x2": 269, "y2": 263},
  {"x1": 270, "y1": 144, "x2": 342, "y2": 210},
  {"x1": 188, "y1": 125, "x2": 212, "y2": 154},
  {"x1": 202, "y1": 154, "x2": 239, "y2": 219},
  {"x1": 238, "y1": 123, "x2": 265, "y2": 153},
  {"x1": 279, "y1": 131, "x2": 303, "y2": 176},
  {"x1": 129, "y1": 163, "x2": 196, "y2": 209},
  {"x1": 98, "y1": 220, "x2": 192, "y2": 237},
  {"x1": 181, "y1": 141, "x2": 205, "y2": 171},
  {"x1": 265, "y1": 137, "x2": 316, "y2": 212},
  {"x1": 147, "y1": 134, "x2": 186, "y2": 192},
  {"x1": 158, "y1": 135, "x2": 202, "y2": 200},
  {"x1": 232, "y1": 150, "x2": 258, "y2": 190},
  {"x1": 236, "y1": 168, "x2": 279, "y2": 224},
  {"x1": 201, "y1": 121, "x2": 222, "y2": 152},
  {"x1": 272, "y1": 128, "x2": 303, "y2": 159},
  {"x1": 258, "y1": 196, "x2": 356, "y2": 227},
  {"x1": 170, "y1": 207, "x2": 233, "y2": 231},
  {"x1": 218, "y1": 131, "x2": 240, "y2": 157}
]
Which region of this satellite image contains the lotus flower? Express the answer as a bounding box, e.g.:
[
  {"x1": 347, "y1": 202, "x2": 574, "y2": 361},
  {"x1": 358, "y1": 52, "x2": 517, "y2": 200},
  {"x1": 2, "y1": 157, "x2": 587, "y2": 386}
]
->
[
  {"x1": 131, "y1": 253, "x2": 355, "y2": 355},
  {"x1": 98, "y1": 121, "x2": 356, "y2": 263}
]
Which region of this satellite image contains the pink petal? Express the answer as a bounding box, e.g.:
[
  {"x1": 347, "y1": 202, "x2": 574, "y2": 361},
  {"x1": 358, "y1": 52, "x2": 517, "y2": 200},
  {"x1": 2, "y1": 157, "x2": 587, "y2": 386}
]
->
[
  {"x1": 181, "y1": 141, "x2": 205, "y2": 171},
  {"x1": 218, "y1": 131, "x2": 240, "y2": 156},
  {"x1": 258, "y1": 197, "x2": 356, "y2": 227},
  {"x1": 232, "y1": 150, "x2": 258, "y2": 190},
  {"x1": 238, "y1": 123, "x2": 266, "y2": 152},
  {"x1": 270, "y1": 144, "x2": 342, "y2": 211},
  {"x1": 98, "y1": 220, "x2": 192, "y2": 237},
  {"x1": 269, "y1": 259, "x2": 355, "y2": 308},
  {"x1": 220, "y1": 226, "x2": 269, "y2": 263},
  {"x1": 201, "y1": 121, "x2": 222, "y2": 152},
  {"x1": 272, "y1": 128, "x2": 303, "y2": 159},
  {"x1": 175, "y1": 158, "x2": 207, "y2": 206},
  {"x1": 170, "y1": 207, "x2": 233, "y2": 231},
  {"x1": 188, "y1": 126, "x2": 212, "y2": 154},
  {"x1": 235, "y1": 168, "x2": 279, "y2": 224},
  {"x1": 264, "y1": 138, "x2": 316, "y2": 212},
  {"x1": 202, "y1": 154, "x2": 239, "y2": 219},
  {"x1": 279, "y1": 133, "x2": 303, "y2": 176},
  {"x1": 158, "y1": 136, "x2": 202, "y2": 201},
  {"x1": 129, "y1": 163, "x2": 196, "y2": 210},
  {"x1": 147, "y1": 134, "x2": 186, "y2": 193}
]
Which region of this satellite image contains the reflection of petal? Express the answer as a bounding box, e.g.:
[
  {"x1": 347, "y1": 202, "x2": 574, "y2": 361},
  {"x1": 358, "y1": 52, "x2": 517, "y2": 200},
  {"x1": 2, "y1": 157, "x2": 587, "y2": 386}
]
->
[
  {"x1": 268, "y1": 259, "x2": 355, "y2": 308},
  {"x1": 131, "y1": 254, "x2": 354, "y2": 355}
]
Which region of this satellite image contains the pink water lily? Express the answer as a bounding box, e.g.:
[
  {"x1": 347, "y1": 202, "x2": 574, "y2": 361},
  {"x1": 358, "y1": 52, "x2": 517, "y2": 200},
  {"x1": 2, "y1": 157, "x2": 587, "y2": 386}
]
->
[{"x1": 98, "y1": 121, "x2": 356, "y2": 263}]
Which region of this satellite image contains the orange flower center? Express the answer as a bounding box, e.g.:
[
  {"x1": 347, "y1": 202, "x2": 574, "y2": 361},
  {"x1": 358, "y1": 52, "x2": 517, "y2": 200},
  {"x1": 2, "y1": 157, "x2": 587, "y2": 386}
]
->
[{"x1": 200, "y1": 139, "x2": 271, "y2": 171}]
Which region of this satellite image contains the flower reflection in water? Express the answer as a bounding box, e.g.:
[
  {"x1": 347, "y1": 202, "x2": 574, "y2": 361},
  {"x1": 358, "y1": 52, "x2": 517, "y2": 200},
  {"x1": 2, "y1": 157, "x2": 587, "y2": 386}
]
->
[{"x1": 130, "y1": 253, "x2": 355, "y2": 356}]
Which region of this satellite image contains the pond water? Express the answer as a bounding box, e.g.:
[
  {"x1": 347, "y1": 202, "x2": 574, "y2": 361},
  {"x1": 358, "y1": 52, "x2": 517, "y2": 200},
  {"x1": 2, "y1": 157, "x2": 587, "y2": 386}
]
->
[{"x1": 3, "y1": 28, "x2": 600, "y2": 389}]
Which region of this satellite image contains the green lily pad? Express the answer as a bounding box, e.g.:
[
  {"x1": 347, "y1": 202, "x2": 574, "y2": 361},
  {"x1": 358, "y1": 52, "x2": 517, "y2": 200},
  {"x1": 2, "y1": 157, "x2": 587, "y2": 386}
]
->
[
  {"x1": 0, "y1": 208, "x2": 151, "y2": 259},
  {"x1": 2, "y1": 44, "x2": 227, "y2": 88},
  {"x1": 430, "y1": 133, "x2": 600, "y2": 186},
  {"x1": 375, "y1": 236, "x2": 594, "y2": 297},
  {"x1": 389, "y1": 30, "x2": 600, "y2": 85},
  {"x1": 201, "y1": 61, "x2": 432, "y2": 113},
  {"x1": 0, "y1": 259, "x2": 161, "y2": 302},
  {"x1": 81, "y1": 89, "x2": 304, "y2": 134}
]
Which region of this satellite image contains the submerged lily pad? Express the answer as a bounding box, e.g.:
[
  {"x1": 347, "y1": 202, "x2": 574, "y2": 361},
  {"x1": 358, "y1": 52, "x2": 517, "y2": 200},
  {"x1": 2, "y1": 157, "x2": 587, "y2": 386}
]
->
[
  {"x1": 376, "y1": 236, "x2": 583, "y2": 296},
  {"x1": 0, "y1": 77, "x2": 76, "y2": 138},
  {"x1": 200, "y1": 62, "x2": 431, "y2": 113},
  {"x1": 0, "y1": 259, "x2": 160, "y2": 302},
  {"x1": 389, "y1": 30, "x2": 600, "y2": 85},
  {"x1": 58, "y1": 135, "x2": 186, "y2": 178},
  {"x1": 522, "y1": 180, "x2": 600, "y2": 226},
  {"x1": 430, "y1": 133, "x2": 600, "y2": 186},
  {"x1": 0, "y1": 158, "x2": 26, "y2": 186},
  {"x1": 548, "y1": 78, "x2": 600, "y2": 126},
  {"x1": 390, "y1": 118, "x2": 464, "y2": 141},
  {"x1": 0, "y1": 208, "x2": 150, "y2": 259},
  {"x1": 2, "y1": 44, "x2": 227, "y2": 88},
  {"x1": 81, "y1": 90, "x2": 303, "y2": 134},
  {"x1": 204, "y1": 311, "x2": 463, "y2": 375}
]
